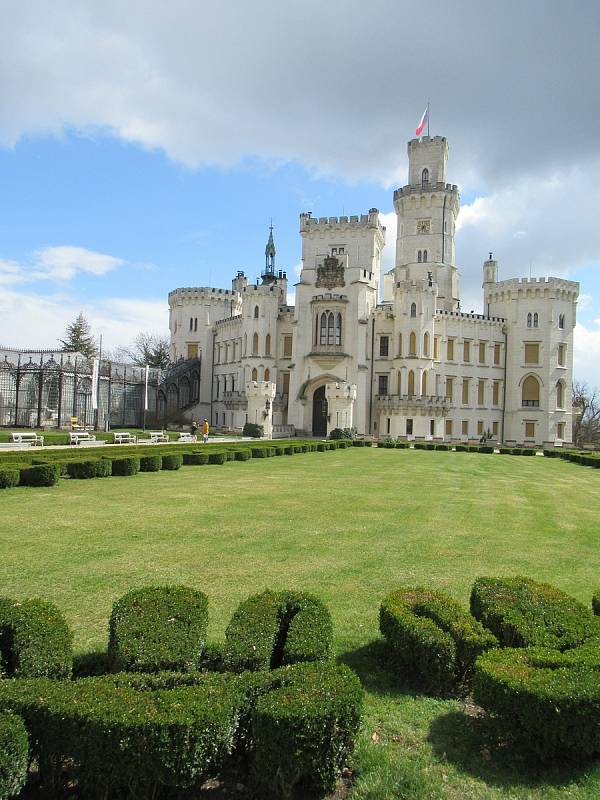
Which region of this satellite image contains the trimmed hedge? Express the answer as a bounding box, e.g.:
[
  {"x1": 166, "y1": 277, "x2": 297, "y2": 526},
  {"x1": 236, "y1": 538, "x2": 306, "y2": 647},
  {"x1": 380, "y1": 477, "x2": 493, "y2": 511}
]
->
[
  {"x1": 234, "y1": 449, "x2": 251, "y2": 461},
  {"x1": 182, "y1": 451, "x2": 209, "y2": 465},
  {"x1": 208, "y1": 450, "x2": 226, "y2": 465},
  {"x1": 0, "y1": 597, "x2": 72, "y2": 679},
  {"x1": 0, "y1": 468, "x2": 19, "y2": 489},
  {"x1": 242, "y1": 422, "x2": 263, "y2": 438},
  {"x1": 224, "y1": 590, "x2": 333, "y2": 672},
  {"x1": 110, "y1": 456, "x2": 140, "y2": 476},
  {"x1": 108, "y1": 585, "x2": 209, "y2": 673},
  {"x1": 470, "y1": 576, "x2": 598, "y2": 650},
  {"x1": 66, "y1": 459, "x2": 111, "y2": 479},
  {"x1": 0, "y1": 711, "x2": 29, "y2": 800},
  {"x1": 380, "y1": 587, "x2": 497, "y2": 693},
  {"x1": 284, "y1": 445, "x2": 294, "y2": 455},
  {"x1": 474, "y1": 642, "x2": 600, "y2": 761},
  {"x1": 139, "y1": 454, "x2": 162, "y2": 472},
  {"x1": 251, "y1": 662, "x2": 363, "y2": 798},
  {"x1": 161, "y1": 453, "x2": 183, "y2": 470},
  {"x1": 19, "y1": 463, "x2": 60, "y2": 487}
]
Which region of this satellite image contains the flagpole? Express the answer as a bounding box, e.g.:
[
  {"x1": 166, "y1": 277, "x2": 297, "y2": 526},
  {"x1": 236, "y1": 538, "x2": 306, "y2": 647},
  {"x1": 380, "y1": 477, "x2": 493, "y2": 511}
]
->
[{"x1": 427, "y1": 100, "x2": 430, "y2": 137}]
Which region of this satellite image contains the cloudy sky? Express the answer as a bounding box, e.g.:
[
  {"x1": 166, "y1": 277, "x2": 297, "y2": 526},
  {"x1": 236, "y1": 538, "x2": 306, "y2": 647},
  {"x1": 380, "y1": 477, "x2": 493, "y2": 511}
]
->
[{"x1": 0, "y1": 0, "x2": 599, "y2": 380}]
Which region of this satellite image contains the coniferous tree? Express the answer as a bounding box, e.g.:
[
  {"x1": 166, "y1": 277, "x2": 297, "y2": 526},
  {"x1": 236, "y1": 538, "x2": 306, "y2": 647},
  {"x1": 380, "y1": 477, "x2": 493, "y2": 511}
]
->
[{"x1": 59, "y1": 313, "x2": 98, "y2": 358}]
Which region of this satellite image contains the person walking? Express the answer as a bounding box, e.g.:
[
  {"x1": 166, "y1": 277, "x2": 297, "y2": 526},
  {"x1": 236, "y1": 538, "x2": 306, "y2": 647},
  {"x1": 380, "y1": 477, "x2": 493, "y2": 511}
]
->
[
  {"x1": 202, "y1": 418, "x2": 209, "y2": 444},
  {"x1": 190, "y1": 420, "x2": 198, "y2": 441}
]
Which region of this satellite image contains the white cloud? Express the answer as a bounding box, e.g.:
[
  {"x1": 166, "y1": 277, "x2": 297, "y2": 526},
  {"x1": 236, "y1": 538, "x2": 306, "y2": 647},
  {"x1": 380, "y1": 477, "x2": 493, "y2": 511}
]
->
[
  {"x1": 32, "y1": 246, "x2": 123, "y2": 281},
  {"x1": 574, "y1": 321, "x2": 600, "y2": 388}
]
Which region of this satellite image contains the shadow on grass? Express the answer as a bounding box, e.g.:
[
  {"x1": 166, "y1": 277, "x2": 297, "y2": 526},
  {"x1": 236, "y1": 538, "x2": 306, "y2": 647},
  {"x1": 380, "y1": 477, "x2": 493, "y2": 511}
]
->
[
  {"x1": 427, "y1": 710, "x2": 593, "y2": 791},
  {"x1": 336, "y1": 638, "x2": 420, "y2": 699}
]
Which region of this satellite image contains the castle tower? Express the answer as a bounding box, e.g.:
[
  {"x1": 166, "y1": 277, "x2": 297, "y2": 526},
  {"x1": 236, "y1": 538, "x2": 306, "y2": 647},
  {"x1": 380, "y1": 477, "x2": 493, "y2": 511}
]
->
[{"x1": 393, "y1": 136, "x2": 460, "y2": 311}]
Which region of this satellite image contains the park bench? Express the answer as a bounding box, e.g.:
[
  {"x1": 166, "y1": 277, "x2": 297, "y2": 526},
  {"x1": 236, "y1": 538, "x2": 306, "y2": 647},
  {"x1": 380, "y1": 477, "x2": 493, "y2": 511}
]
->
[
  {"x1": 149, "y1": 430, "x2": 169, "y2": 443},
  {"x1": 69, "y1": 431, "x2": 97, "y2": 445},
  {"x1": 113, "y1": 432, "x2": 137, "y2": 445},
  {"x1": 177, "y1": 432, "x2": 195, "y2": 443},
  {"x1": 11, "y1": 432, "x2": 44, "y2": 446}
]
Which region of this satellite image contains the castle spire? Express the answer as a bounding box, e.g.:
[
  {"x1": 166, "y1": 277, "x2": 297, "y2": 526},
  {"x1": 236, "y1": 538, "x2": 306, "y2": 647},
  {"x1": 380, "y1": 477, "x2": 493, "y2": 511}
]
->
[{"x1": 265, "y1": 222, "x2": 276, "y2": 274}]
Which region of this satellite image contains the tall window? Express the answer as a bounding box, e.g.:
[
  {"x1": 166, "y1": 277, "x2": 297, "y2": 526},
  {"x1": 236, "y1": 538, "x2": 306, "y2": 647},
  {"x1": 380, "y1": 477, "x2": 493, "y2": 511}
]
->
[
  {"x1": 264, "y1": 368, "x2": 270, "y2": 382},
  {"x1": 254, "y1": 305, "x2": 259, "y2": 319},
  {"x1": 527, "y1": 312, "x2": 533, "y2": 328},
  {"x1": 557, "y1": 421, "x2": 565, "y2": 439},
  {"x1": 319, "y1": 311, "x2": 342, "y2": 346},
  {"x1": 462, "y1": 379, "x2": 470, "y2": 405},
  {"x1": 423, "y1": 332, "x2": 430, "y2": 357},
  {"x1": 265, "y1": 334, "x2": 271, "y2": 355},
  {"x1": 423, "y1": 249, "x2": 428, "y2": 262},
  {"x1": 398, "y1": 333, "x2": 403, "y2": 357},
  {"x1": 447, "y1": 338, "x2": 455, "y2": 360},
  {"x1": 252, "y1": 333, "x2": 259, "y2": 355},
  {"x1": 194, "y1": 318, "x2": 198, "y2": 332},
  {"x1": 243, "y1": 333, "x2": 247, "y2": 356},
  {"x1": 478, "y1": 379, "x2": 485, "y2": 406},
  {"x1": 522, "y1": 375, "x2": 540, "y2": 407},
  {"x1": 524, "y1": 343, "x2": 539, "y2": 364},
  {"x1": 409, "y1": 332, "x2": 417, "y2": 356},
  {"x1": 411, "y1": 302, "x2": 417, "y2": 318},
  {"x1": 493, "y1": 380, "x2": 500, "y2": 406},
  {"x1": 462, "y1": 420, "x2": 469, "y2": 436},
  {"x1": 408, "y1": 370, "x2": 415, "y2": 396},
  {"x1": 422, "y1": 168, "x2": 429, "y2": 186},
  {"x1": 378, "y1": 375, "x2": 388, "y2": 396},
  {"x1": 558, "y1": 343, "x2": 566, "y2": 366},
  {"x1": 525, "y1": 421, "x2": 536, "y2": 438},
  {"x1": 251, "y1": 367, "x2": 258, "y2": 381},
  {"x1": 479, "y1": 342, "x2": 486, "y2": 363},
  {"x1": 445, "y1": 419, "x2": 453, "y2": 436},
  {"x1": 559, "y1": 314, "x2": 565, "y2": 329},
  {"x1": 283, "y1": 335, "x2": 292, "y2": 357},
  {"x1": 556, "y1": 381, "x2": 564, "y2": 409},
  {"x1": 282, "y1": 372, "x2": 290, "y2": 395},
  {"x1": 379, "y1": 336, "x2": 389, "y2": 357},
  {"x1": 336, "y1": 313, "x2": 342, "y2": 345},
  {"x1": 433, "y1": 336, "x2": 439, "y2": 359},
  {"x1": 189, "y1": 317, "x2": 193, "y2": 331},
  {"x1": 463, "y1": 340, "x2": 471, "y2": 362},
  {"x1": 417, "y1": 250, "x2": 422, "y2": 263},
  {"x1": 533, "y1": 312, "x2": 539, "y2": 328},
  {"x1": 421, "y1": 371, "x2": 427, "y2": 395},
  {"x1": 445, "y1": 377, "x2": 453, "y2": 400},
  {"x1": 494, "y1": 343, "x2": 501, "y2": 365}
]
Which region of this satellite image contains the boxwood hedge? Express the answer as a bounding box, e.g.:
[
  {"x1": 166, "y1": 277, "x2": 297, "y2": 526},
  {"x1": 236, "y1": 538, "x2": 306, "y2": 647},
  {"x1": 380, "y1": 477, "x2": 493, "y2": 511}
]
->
[
  {"x1": 208, "y1": 451, "x2": 226, "y2": 465},
  {"x1": 0, "y1": 711, "x2": 29, "y2": 800},
  {"x1": 110, "y1": 456, "x2": 140, "y2": 476},
  {"x1": 0, "y1": 468, "x2": 19, "y2": 489},
  {"x1": 66, "y1": 459, "x2": 111, "y2": 479},
  {"x1": 139, "y1": 454, "x2": 162, "y2": 472},
  {"x1": 470, "y1": 576, "x2": 598, "y2": 650},
  {"x1": 234, "y1": 449, "x2": 251, "y2": 461},
  {"x1": 19, "y1": 463, "x2": 60, "y2": 487},
  {"x1": 224, "y1": 590, "x2": 333, "y2": 672},
  {"x1": 182, "y1": 451, "x2": 209, "y2": 465},
  {"x1": 0, "y1": 597, "x2": 72, "y2": 679},
  {"x1": 108, "y1": 586, "x2": 209, "y2": 673},
  {"x1": 161, "y1": 453, "x2": 183, "y2": 470},
  {"x1": 379, "y1": 587, "x2": 497, "y2": 693}
]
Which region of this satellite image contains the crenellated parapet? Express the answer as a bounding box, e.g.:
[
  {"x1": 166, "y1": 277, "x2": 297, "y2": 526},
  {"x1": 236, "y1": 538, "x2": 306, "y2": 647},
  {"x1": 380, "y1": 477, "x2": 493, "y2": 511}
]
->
[
  {"x1": 300, "y1": 208, "x2": 385, "y2": 235},
  {"x1": 486, "y1": 276, "x2": 579, "y2": 303}
]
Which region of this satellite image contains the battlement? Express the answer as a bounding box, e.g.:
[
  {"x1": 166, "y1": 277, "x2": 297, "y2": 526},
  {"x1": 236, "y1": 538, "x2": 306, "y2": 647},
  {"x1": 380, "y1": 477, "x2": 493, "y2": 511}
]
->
[
  {"x1": 394, "y1": 182, "x2": 458, "y2": 200},
  {"x1": 408, "y1": 136, "x2": 447, "y2": 148},
  {"x1": 435, "y1": 309, "x2": 506, "y2": 324},
  {"x1": 168, "y1": 287, "x2": 237, "y2": 303},
  {"x1": 493, "y1": 276, "x2": 579, "y2": 291},
  {"x1": 215, "y1": 314, "x2": 243, "y2": 327},
  {"x1": 300, "y1": 208, "x2": 385, "y2": 234},
  {"x1": 242, "y1": 283, "x2": 285, "y2": 295}
]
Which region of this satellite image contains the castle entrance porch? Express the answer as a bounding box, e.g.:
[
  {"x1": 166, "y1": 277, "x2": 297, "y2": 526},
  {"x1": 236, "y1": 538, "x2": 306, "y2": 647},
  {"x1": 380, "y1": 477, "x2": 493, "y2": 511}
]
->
[{"x1": 312, "y1": 385, "x2": 328, "y2": 437}]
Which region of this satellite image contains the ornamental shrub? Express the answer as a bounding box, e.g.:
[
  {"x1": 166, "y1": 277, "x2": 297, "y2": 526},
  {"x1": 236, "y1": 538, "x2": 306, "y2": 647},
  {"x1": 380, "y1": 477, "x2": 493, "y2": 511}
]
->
[
  {"x1": 161, "y1": 453, "x2": 183, "y2": 470},
  {"x1": 139, "y1": 454, "x2": 162, "y2": 472},
  {"x1": 19, "y1": 463, "x2": 60, "y2": 487},
  {"x1": 243, "y1": 422, "x2": 263, "y2": 438},
  {"x1": 108, "y1": 586, "x2": 209, "y2": 673},
  {"x1": 284, "y1": 445, "x2": 294, "y2": 455},
  {"x1": 0, "y1": 468, "x2": 19, "y2": 489},
  {"x1": 250, "y1": 447, "x2": 268, "y2": 458},
  {"x1": 499, "y1": 447, "x2": 512, "y2": 454},
  {"x1": 479, "y1": 445, "x2": 494, "y2": 454},
  {"x1": 208, "y1": 451, "x2": 226, "y2": 465},
  {"x1": 470, "y1": 576, "x2": 598, "y2": 650},
  {"x1": 251, "y1": 662, "x2": 363, "y2": 798},
  {"x1": 474, "y1": 642, "x2": 600, "y2": 761},
  {"x1": 329, "y1": 428, "x2": 345, "y2": 440},
  {"x1": 66, "y1": 459, "x2": 104, "y2": 479},
  {"x1": 293, "y1": 444, "x2": 304, "y2": 454},
  {"x1": 95, "y1": 458, "x2": 112, "y2": 477},
  {"x1": 435, "y1": 444, "x2": 449, "y2": 451},
  {"x1": 182, "y1": 451, "x2": 209, "y2": 465},
  {"x1": 225, "y1": 449, "x2": 235, "y2": 461},
  {"x1": 316, "y1": 442, "x2": 327, "y2": 452},
  {"x1": 0, "y1": 672, "x2": 241, "y2": 796},
  {"x1": 224, "y1": 590, "x2": 333, "y2": 672},
  {"x1": 0, "y1": 597, "x2": 72, "y2": 679},
  {"x1": 234, "y1": 449, "x2": 251, "y2": 461},
  {"x1": 0, "y1": 712, "x2": 29, "y2": 800},
  {"x1": 352, "y1": 439, "x2": 365, "y2": 447},
  {"x1": 273, "y1": 445, "x2": 285, "y2": 456},
  {"x1": 110, "y1": 456, "x2": 140, "y2": 476},
  {"x1": 380, "y1": 588, "x2": 497, "y2": 694},
  {"x1": 396, "y1": 441, "x2": 410, "y2": 449},
  {"x1": 454, "y1": 444, "x2": 467, "y2": 452}
]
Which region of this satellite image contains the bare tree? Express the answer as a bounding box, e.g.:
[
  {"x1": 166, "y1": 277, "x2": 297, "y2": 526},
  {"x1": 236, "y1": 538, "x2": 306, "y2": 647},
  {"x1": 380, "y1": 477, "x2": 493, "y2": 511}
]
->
[
  {"x1": 572, "y1": 381, "x2": 600, "y2": 447},
  {"x1": 116, "y1": 333, "x2": 171, "y2": 369}
]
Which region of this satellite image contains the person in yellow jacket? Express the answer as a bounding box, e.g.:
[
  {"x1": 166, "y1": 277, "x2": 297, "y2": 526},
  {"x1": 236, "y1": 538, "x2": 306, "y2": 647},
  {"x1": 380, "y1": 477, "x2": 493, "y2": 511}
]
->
[{"x1": 202, "y1": 418, "x2": 209, "y2": 444}]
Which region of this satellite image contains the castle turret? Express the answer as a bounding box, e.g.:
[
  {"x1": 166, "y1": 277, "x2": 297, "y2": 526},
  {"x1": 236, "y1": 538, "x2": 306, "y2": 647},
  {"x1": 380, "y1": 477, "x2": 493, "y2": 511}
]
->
[{"x1": 483, "y1": 253, "x2": 498, "y2": 288}]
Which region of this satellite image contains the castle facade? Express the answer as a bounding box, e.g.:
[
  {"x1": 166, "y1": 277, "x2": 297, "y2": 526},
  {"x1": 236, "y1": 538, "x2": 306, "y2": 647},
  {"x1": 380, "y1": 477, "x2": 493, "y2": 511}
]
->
[{"x1": 168, "y1": 135, "x2": 578, "y2": 446}]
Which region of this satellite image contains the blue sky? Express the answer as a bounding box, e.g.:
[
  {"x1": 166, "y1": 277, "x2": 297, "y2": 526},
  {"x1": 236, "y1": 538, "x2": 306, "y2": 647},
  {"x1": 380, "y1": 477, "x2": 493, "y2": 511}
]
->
[{"x1": 0, "y1": 1, "x2": 599, "y2": 382}]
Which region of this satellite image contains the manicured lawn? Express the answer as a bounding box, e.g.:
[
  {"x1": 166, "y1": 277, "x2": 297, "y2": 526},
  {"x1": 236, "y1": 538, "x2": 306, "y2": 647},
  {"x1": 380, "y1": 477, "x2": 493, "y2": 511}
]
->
[{"x1": 2, "y1": 449, "x2": 600, "y2": 798}]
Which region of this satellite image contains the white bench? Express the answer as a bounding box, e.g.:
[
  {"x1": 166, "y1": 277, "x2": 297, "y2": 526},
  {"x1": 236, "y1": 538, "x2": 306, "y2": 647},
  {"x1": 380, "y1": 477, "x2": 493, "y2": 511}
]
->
[
  {"x1": 178, "y1": 432, "x2": 195, "y2": 443},
  {"x1": 149, "y1": 430, "x2": 169, "y2": 443},
  {"x1": 113, "y1": 432, "x2": 137, "y2": 445},
  {"x1": 69, "y1": 431, "x2": 97, "y2": 445},
  {"x1": 11, "y1": 432, "x2": 43, "y2": 446}
]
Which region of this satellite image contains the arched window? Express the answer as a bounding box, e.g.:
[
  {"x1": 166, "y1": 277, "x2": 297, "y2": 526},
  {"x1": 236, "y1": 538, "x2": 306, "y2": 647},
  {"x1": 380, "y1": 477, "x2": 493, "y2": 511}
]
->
[
  {"x1": 522, "y1": 375, "x2": 540, "y2": 407},
  {"x1": 265, "y1": 334, "x2": 271, "y2": 355},
  {"x1": 320, "y1": 313, "x2": 327, "y2": 345},
  {"x1": 417, "y1": 250, "x2": 422, "y2": 263},
  {"x1": 243, "y1": 333, "x2": 247, "y2": 356},
  {"x1": 411, "y1": 302, "x2": 417, "y2": 318},
  {"x1": 189, "y1": 317, "x2": 193, "y2": 331},
  {"x1": 251, "y1": 367, "x2": 258, "y2": 381},
  {"x1": 254, "y1": 305, "x2": 259, "y2": 319},
  {"x1": 422, "y1": 168, "x2": 429, "y2": 186},
  {"x1": 264, "y1": 368, "x2": 270, "y2": 382},
  {"x1": 327, "y1": 313, "x2": 334, "y2": 345},
  {"x1": 559, "y1": 314, "x2": 565, "y2": 329},
  {"x1": 409, "y1": 332, "x2": 417, "y2": 356},
  {"x1": 422, "y1": 371, "x2": 427, "y2": 395},
  {"x1": 194, "y1": 318, "x2": 198, "y2": 332},
  {"x1": 527, "y1": 312, "x2": 532, "y2": 328},
  {"x1": 408, "y1": 370, "x2": 415, "y2": 396},
  {"x1": 556, "y1": 381, "x2": 564, "y2": 409},
  {"x1": 398, "y1": 333, "x2": 402, "y2": 357},
  {"x1": 423, "y1": 249, "x2": 428, "y2": 262},
  {"x1": 423, "y1": 332, "x2": 430, "y2": 357},
  {"x1": 533, "y1": 312, "x2": 539, "y2": 328},
  {"x1": 252, "y1": 333, "x2": 259, "y2": 355},
  {"x1": 336, "y1": 313, "x2": 342, "y2": 345}
]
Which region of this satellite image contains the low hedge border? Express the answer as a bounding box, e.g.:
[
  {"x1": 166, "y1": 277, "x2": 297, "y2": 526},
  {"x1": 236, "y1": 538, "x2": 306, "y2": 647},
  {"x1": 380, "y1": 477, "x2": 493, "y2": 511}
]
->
[
  {"x1": 108, "y1": 586, "x2": 209, "y2": 673},
  {"x1": 0, "y1": 467, "x2": 19, "y2": 489},
  {"x1": 379, "y1": 587, "x2": 497, "y2": 694},
  {"x1": 139, "y1": 454, "x2": 162, "y2": 472},
  {"x1": 161, "y1": 453, "x2": 183, "y2": 470},
  {"x1": 19, "y1": 463, "x2": 60, "y2": 487},
  {"x1": 182, "y1": 451, "x2": 209, "y2": 466},
  {"x1": 0, "y1": 711, "x2": 29, "y2": 800},
  {"x1": 110, "y1": 456, "x2": 141, "y2": 477}
]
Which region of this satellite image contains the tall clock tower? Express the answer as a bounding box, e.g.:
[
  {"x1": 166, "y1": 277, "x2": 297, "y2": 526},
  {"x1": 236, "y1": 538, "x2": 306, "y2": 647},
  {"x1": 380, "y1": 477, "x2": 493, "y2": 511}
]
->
[{"x1": 393, "y1": 136, "x2": 460, "y2": 311}]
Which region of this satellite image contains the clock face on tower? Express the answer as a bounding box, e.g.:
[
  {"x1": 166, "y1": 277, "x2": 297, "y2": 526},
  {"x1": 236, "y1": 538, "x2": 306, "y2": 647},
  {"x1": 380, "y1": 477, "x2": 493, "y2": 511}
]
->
[{"x1": 417, "y1": 219, "x2": 431, "y2": 234}]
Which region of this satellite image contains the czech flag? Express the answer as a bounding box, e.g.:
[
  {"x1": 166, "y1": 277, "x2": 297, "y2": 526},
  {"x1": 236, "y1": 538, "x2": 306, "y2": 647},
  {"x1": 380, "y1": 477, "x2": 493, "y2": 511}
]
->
[{"x1": 415, "y1": 105, "x2": 429, "y2": 136}]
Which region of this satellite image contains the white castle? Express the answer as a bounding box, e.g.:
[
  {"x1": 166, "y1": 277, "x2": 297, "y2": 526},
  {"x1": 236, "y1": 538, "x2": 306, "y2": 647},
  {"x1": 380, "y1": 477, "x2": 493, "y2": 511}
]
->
[{"x1": 168, "y1": 135, "x2": 578, "y2": 446}]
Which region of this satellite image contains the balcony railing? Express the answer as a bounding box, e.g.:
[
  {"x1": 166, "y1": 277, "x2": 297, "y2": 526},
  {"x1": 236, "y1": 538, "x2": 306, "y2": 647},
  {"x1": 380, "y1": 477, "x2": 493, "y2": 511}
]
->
[
  {"x1": 522, "y1": 400, "x2": 540, "y2": 407},
  {"x1": 375, "y1": 394, "x2": 449, "y2": 411}
]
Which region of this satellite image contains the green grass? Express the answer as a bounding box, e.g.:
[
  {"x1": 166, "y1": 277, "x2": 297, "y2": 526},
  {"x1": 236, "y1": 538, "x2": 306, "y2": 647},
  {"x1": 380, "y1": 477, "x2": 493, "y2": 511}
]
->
[{"x1": 2, "y1": 449, "x2": 600, "y2": 798}]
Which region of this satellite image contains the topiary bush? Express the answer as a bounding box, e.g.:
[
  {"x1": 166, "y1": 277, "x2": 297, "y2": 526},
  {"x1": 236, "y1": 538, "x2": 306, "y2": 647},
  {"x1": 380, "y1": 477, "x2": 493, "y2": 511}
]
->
[
  {"x1": 352, "y1": 439, "x2": 365, "y2": 447},
  {"x1": 284, "y1": 445, "x2": 294, "y2": 455},
  {"x1": 251, "y1": 662, "x2": 363, "y2": 798},
  {"x1": 225, "y1": 449, "x2": 235, "y2": 461},
  {"x1": 234, "y1": 449, "x2": 251, "y2": 461},
  {"x1": 161, "y1": 453, "x2": 183, "y2": 470},
  {"x1": 454, "y1": 444, "x2": 468, "y2": 452},
  {"x1": 224, "y1": 590, "x2": 333, "y2": 673},
  {"x1": 182, "y1": 451, "x2": 209, "y2": 465},
  {"x1": 0, "y1": 711, "x2": 29, "y2": 800},
  {"x1": 470, "y1": 576, "x2": 599, "y2": 650},
  {"x1": 379, "y1": 588, "x2": 497, "y2": 694},
  {"x1": 473, "y1": 641, "x2": 600, "y2": 761},
  {"x1": 19, "y1": 463, "x2": 60, "y2": 487},
  {"x1": 108, "y1": 585, "x2": 209, "y2": 673},
  {"x1": 66, "y1": 459, "x2": 104, "y2": 479},
  {"x1": 249, "y1": 446, "x2": 269, "y2": 458},
  {"x1": 110, "y1": 456, "x2": 140, "y2": 476},
  {"x1": 0, "y1": 468, "x2": 19, "y2": 489},
  {"x1": 479, "y1": 445, "x2": 494, "y2": 454},
  {"x1": 0, "y1": 597, "x2": 72, "y2": 679},
  {"x1": 208, "y1": 451, "x2": 226, "y2": 465},
  {"x1": 498, "y1": 447, "x2": 512, "y2": 454},
  {"x1": 95, "y1": 458, "x2": 112, "y2": 478},
  {"x1": 242, "y1": 422, "x2": 263, "y2": 438},
  {"x1": 435, "y1": 444, "x2": 449, "y2": 451},
  {"x1": 139, "y1": 454, "x2": 162, "y2": 472}
]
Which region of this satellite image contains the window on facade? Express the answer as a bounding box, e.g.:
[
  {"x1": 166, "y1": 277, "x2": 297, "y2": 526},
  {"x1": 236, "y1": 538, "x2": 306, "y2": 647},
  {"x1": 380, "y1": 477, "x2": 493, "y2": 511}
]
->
[
  {"x1": 494, "y1": 343, "x2": 501, "y2": 365},
  {"x1": 331, "y1": 247, "x2": 337, "y2": 255},
  {"x1": 557, "y1": 421, "x2": 565, "y2": 439},
  {"x1": 282, "y1": 372, "x2": 290, "y2": 395},
  {"x1": 189, "y1": 317, "x2": 193, "y2": 331},
  {"x1": 319, "y1": 311, "x2": 342, "y2": 346},
  {"x1": 558, "y1": 343, "x2": 566, "y2": 366},
  {"x1": 446, "y1": 377, "x2": 453, "y2": 400},
  {"x1": 493, "y1": 380, "x2": 500, "y2": 406},
  {"x1": 463, "y1": 340, "x2": 471, "y2": 362},
  {"x1": 254, "y1": 305, "x2": 259, "y2": 319},
  {"x1": 194, "y1": 318, "x2": 198, "y2": 332},
  {"x1": 378, "y1": 375, "x2": 389, "y2": 396},
  {"x1": 386, "y1": 417, "x2": 391, "y2": 434},
  {"x1": 533, "y1": 313, "x2": 539, "y2": 328},
  {"x1": 264, "y1": 368, "x2": 270, "y2": 382},
  {"x1": 187, "y1": 344, "x2": 198, "y2": 359},
  {"x1": 478, "y1": 379, "x2": 485, "y2": 406},
  {"x1": 447, "y1": 338, "x2": 455, "y2": 360},
  {"x1": 398, "y1": 333, "x2": 403, "y2": 357},
  {"x1": 251, "y1": 367, "x2": 258, "y2": 381},
  {"x1": 283, "y1": 335, "x2": 292, "y2": 357},
  {"x1": 408, "y1": 370, "x2": 415, "y2": 396},
  {"x1": 265, "y1": 334, "x2": 271, "y2": 356},
  {"x1": 216, "y1": 377, "x2": 220, "y2": 398},
  {"x1": 524, "y1": 343, "x2": 539, "y2": 364},
  {"x1": 407, "y1": 418, "x2": 414, "y2": 435},
  {"x1": 522, "y1": 375, "x2": 540, "y2": 407},
  {"x1": 243, "y1": 333, "x2": 247, "y2": 356},
  {"x1": 462, "y1": 379, "x2": 470, "y2": 405},
  {"x1": 409, "y1": 332, "x2": 417, "y2": 356},
  {"x1": 252, "y1": 333, "x2": 259, "y2": 355},
  {"x1": 559, "y1": 314, "x2": 565, "y2": 329},
  {"x1": 478, "y1": 342, "x2": 486, "y2": 363},
  {"x1": 417, "y1": 251, "x2": 422, "y2": 263},
  {"x1": 477, "y1": 420, "x2": 484, "y2": 436},
  {"x1": 433, "y1": 336, "x2": 439, "y2": 359},
  {"x1": 527, "y1": 312, "x2": 532, "y2": 328},
  {"x1": 411, "y1": 302, "x2": 417, "y2": 318},
  {"x1": 422, "y1": 168, "x2": 429, "y2": 186},
  {"x1": 525, "y1": 421, "x2": 536, "y2": 438},
  {"x1": 445, "y1": 419, "x2": 453, "y2": 436},
  {"x1": 423, "y1": 332, "x2": 430, "y2": 357},
  {"x1": 430, "y1": 419, "x2": 435, "y2": 436},
  {"x1": 423, "y1": 249, "x2": 428, "y2": 262},
  {"x1": 556, "y1": 381, "x2": 564, "y2": 409},
  {"x1": 492, "y1": 421, "x2": 499, "y2": 436},
  {"x1": 421, "y1": 371, "x2": 427, "y2": 395},
  {"x1": 379, "y1": 336, "x2": 389, "y2": 357}
]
